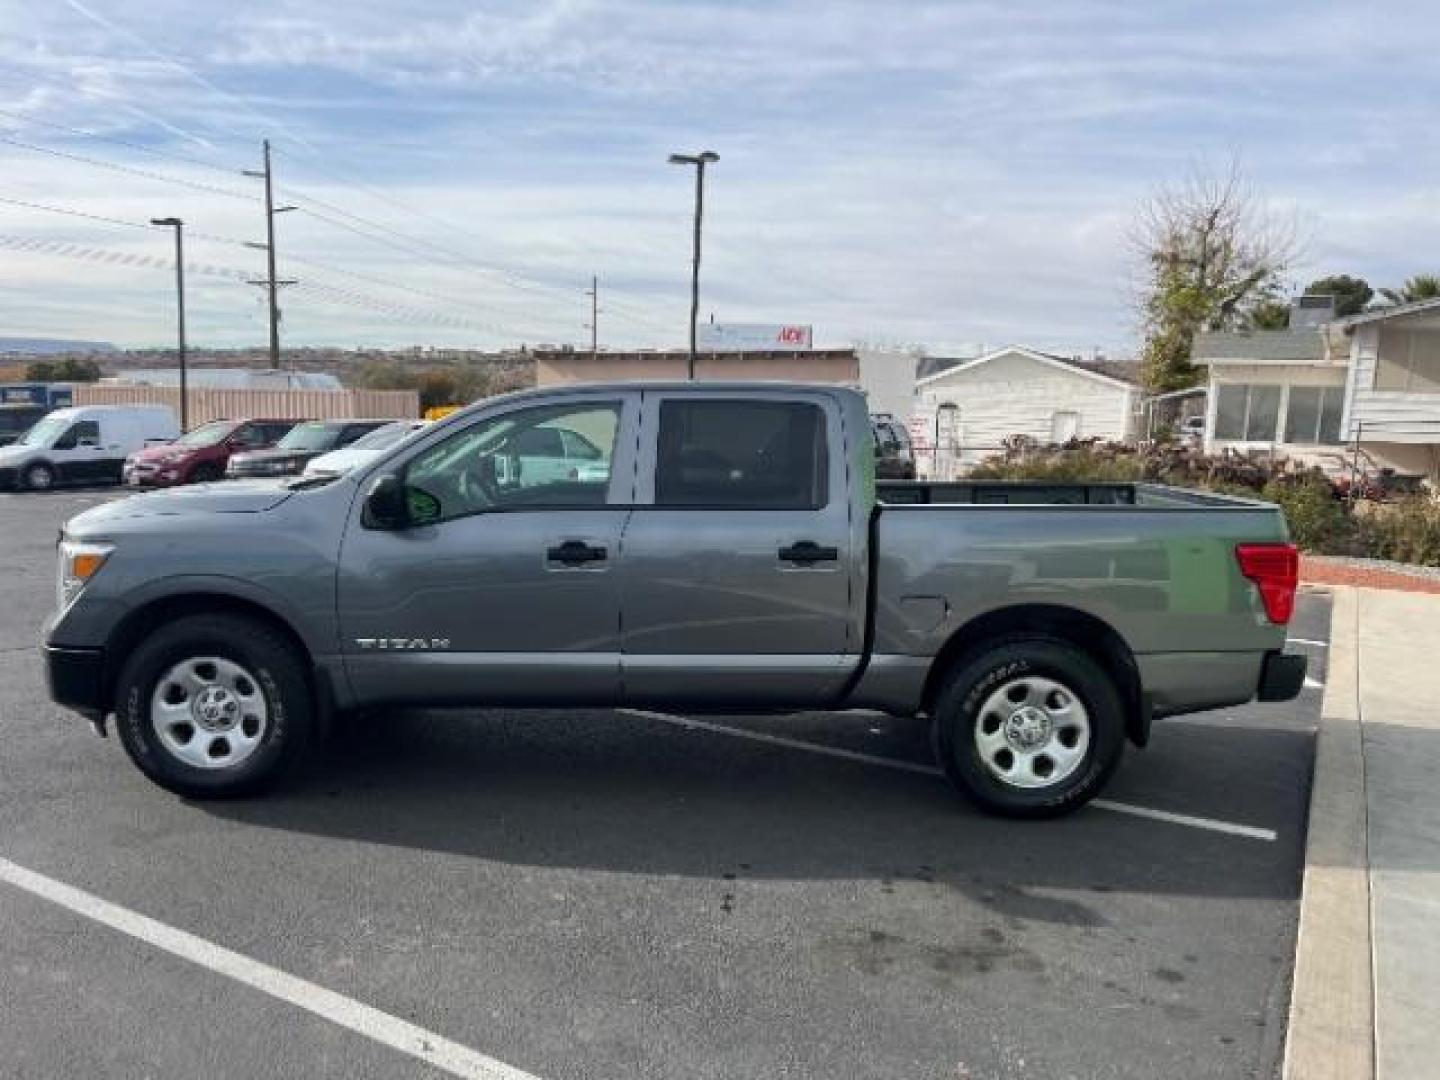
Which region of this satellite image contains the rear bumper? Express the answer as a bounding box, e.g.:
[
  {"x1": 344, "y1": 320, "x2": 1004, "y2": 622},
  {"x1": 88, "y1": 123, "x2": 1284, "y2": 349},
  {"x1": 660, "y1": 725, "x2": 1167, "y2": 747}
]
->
[
  {"x1": 1136, "y1": 647, "x2": 1307, "y2": 717},
  {"x1": 1257, "y1": 650, "x2": 1307, "y2": 702},
  {"x1": 44, "y1": 645, "x2": 107, "y2": 719}
]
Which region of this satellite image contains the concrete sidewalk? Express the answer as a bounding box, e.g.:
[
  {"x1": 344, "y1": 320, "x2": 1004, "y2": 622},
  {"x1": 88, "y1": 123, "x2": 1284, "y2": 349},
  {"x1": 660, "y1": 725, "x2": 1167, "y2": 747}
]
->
[{"x1": 1286, "y1": 586, "x2": 1440, "y2": 1080}]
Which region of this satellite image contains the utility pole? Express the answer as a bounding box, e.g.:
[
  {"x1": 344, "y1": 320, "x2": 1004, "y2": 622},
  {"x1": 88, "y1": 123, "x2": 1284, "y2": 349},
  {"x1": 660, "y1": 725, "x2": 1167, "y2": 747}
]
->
[
  {"x1": 584, "y1": 275, "x2": 599, "y2": 361},
  {"x1": 151, "y1": 217, "x2": 187, "y2": 430},
  {"x1": 667, "y1": 151, "x2": 719, "y2": 379},
  {"x1": 243, "y1": 139, "x2": 297, "y2": 369}
]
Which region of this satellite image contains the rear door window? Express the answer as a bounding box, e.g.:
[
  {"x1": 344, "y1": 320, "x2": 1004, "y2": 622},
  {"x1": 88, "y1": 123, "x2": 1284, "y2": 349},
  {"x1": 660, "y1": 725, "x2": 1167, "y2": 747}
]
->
[{"x1": 655, "y1": 400, "x2": 827, "y2": 509}]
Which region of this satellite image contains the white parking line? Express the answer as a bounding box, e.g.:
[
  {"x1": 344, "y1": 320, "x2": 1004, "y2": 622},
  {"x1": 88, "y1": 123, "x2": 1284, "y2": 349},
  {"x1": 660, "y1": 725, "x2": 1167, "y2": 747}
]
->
[
  {"x1": 619, "y1": 709, "x2": 1278, "y2": 842},
  {"x1": 1087, "y1": 800, "x2": 1277, "y2": 841},
  {"x1": 0, "y1": 857, "x2": 541, "y2": 1080}
]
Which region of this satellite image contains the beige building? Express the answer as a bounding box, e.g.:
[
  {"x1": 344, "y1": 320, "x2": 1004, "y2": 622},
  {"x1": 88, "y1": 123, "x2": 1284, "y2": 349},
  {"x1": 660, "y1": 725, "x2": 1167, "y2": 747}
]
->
[
  {"x1": 1195, "y1": 295, "x2": 1440, "y2": 482},
  {"x1": 534, "y1": 348, "x2": 860, "y2": 387}
]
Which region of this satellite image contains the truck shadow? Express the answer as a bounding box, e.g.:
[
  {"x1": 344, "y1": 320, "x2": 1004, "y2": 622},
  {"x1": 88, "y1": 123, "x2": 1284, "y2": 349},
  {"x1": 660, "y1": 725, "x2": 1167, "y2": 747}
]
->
[{"x1": 199, "y1": 708, "x2": 1315, "y2": 917}]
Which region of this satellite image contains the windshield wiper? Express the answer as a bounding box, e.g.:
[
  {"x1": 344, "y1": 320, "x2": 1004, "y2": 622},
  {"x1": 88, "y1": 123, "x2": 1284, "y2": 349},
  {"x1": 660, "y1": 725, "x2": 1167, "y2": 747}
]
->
[{"x1": 284, "y1": 473, "x2": 339, "y2": 491}]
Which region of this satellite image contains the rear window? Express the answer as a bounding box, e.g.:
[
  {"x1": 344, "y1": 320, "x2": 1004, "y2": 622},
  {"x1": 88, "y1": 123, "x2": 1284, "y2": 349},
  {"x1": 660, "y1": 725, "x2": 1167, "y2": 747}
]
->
[{"x1": 655, "y1": 400, "x2": 827, "y2": 509}]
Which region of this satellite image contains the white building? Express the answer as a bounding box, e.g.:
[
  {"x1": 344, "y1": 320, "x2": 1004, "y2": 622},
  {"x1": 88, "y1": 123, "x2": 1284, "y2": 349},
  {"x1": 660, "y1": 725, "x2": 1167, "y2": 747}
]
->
[
  {"x1": 102, "y1": 368, "x2": 343, "y2": 391},
  {"x1": 1194, "y1": 295, "x2": 1440, "y2": 482},
  {"x1": 911, "y1": 346, "x2": 1141, "y2": 473}
]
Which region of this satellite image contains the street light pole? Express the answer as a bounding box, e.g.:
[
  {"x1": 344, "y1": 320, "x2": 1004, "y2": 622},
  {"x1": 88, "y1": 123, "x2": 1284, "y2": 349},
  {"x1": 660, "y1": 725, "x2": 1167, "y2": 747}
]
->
[
  {"x1": 151, "y1": 217, "x2": 188, "y2": 431},
  {"x1": 668, "y1": 150, "x2": 719, "y2": 379}
]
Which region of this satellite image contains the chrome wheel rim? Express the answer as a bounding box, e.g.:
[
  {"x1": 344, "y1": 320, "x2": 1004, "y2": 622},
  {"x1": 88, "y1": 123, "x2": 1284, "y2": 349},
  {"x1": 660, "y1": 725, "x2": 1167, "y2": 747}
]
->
[
  {"x1": 26, "y1": 465, "x2": 52, "y2": 490},
  {"x1": 150, "y1": 656, "x2": 268, "y2": 770},
  {"x1": 974, "y1": 675, "x2": 1091, "y2": 790}
]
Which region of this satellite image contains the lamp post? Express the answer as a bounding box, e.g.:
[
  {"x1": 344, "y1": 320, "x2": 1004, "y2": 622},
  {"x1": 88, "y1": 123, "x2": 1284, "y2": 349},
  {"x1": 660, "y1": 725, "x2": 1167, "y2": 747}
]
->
[
  {"x1": 667, "y1": 150, "x2": 719, "y2": 379},
  {"x1": 150, "y1": 216, "x2": 188, "y2": 431}
]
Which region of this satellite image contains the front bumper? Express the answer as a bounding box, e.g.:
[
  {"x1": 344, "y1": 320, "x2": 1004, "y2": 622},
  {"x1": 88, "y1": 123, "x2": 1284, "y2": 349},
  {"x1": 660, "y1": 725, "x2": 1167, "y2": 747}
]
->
[
  {"x1": 123, "y1": 465, "x2": 183, "y2": 487},
  {"x1": 44, "y1": 644, "x2": 107, "y2": 719},
  {"x1": 1257, "y1": 650, "x2": 1307, "y2": 702}
]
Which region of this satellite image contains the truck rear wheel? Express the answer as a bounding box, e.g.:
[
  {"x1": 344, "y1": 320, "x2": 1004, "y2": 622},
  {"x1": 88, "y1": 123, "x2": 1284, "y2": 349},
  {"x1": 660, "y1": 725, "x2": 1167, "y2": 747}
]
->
[
  {"x1": 114, "y1": 613, "x2": 313, "y2": 798},
  {"x1": 934, "y1": 636, "x2": 1124, "y2": 818}
]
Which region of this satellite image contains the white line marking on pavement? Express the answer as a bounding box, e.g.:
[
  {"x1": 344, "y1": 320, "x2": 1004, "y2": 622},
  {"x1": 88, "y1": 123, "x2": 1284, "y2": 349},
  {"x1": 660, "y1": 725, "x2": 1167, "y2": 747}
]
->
[
  {"x1": 1304, "y1": 676, "x2": 1325, "y2": 690},
  {"x1": 1288, "y1": 638, "x2": 1329, "y2": 649},
  {"x1": 0, "y1": 857, "x2": 541, "y2": 1080},
  {"x1": 1087, "y1": 800, "x2": 1278, "y2": 841},
  {"x1": 619, "y1": 709, "x2": 1277, "y2": 842},
  {"x1": 619, "y1": 709, "x2": 946, "y2": 776}
]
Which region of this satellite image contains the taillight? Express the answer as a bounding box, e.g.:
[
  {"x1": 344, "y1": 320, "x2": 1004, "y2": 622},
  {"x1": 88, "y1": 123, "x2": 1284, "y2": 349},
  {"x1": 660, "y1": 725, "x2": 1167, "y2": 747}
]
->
[{"x1": 1235, "y1": 543, "x2": 1299, "y2": 624}]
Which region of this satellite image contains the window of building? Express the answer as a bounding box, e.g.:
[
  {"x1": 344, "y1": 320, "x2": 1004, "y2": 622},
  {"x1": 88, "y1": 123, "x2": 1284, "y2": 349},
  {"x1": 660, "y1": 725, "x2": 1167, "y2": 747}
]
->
[
  {"x1": 1376, "y1": 328, "x2": 1440, "y2": 393},
  {"x1": 1213, "y1": 384, "x2": 1281, "y2": 441},
  {"x1": 1284, "y1": 386, "x2": 1344, "y2": 444},
  {"x1": 655, "y1": 399, "x2": 827, "y2": 508}
]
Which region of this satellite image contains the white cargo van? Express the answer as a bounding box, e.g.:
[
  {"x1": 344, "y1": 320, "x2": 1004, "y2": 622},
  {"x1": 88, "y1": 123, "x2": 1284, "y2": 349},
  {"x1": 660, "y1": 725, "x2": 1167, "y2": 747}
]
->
[{"x1": 0, "y1": 405, "x2": 179, "y2": 490}]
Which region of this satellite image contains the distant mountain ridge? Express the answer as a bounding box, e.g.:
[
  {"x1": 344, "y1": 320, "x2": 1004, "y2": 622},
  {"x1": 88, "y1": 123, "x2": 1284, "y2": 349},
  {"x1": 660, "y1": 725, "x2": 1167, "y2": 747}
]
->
[{"x1": 0, "y1": 337, "x2": 118, "y2": 355}]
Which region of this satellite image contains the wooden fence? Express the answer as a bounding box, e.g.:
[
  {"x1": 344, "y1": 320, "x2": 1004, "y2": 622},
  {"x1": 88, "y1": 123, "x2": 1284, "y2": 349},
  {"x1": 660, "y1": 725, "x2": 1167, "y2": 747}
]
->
[{"x1": 74, "y1": 384, "x2": 419, "y2": 427}]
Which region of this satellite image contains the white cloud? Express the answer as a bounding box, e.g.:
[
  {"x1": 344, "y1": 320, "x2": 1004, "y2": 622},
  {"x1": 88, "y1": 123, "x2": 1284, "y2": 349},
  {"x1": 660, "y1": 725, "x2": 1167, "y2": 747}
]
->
[{"x1": 0, "y1": 0, "x2": 1435, "y2": 351}]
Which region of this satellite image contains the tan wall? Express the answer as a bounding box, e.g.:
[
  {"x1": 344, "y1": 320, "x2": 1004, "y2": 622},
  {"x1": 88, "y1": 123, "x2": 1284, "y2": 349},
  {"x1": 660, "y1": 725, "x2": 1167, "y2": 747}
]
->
[
  {"x1": 535, "y1": 351, "x2": 860, "y2": 387},
  {"x1": 73, "y1": 384, "x2": 419, "y2": 427}
]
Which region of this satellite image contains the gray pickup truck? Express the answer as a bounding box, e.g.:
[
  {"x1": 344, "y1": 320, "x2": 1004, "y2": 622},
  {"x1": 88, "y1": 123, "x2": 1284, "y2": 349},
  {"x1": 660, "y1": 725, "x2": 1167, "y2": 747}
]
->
[{"x1": 45, "y1": 382, "x2": 1305, "y2": 817}]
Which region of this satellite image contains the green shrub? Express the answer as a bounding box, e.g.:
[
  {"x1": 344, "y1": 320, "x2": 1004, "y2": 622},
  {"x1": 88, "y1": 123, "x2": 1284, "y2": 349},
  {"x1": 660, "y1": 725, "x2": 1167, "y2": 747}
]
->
[
  {"x1": 1359, "y1": 497, "x2": 1440, "y2": 567},
  {"x1": 1256, "y1": 476, "x2": 1355, "y2": 554},
  {"x1": 968, "y1": 448, "x2": 1146, "y2": 483}
]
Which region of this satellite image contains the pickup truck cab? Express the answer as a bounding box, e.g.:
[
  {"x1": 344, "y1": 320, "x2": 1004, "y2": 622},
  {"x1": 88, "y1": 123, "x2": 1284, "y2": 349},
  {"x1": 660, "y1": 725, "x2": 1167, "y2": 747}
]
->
[{"x1": 45, "y1": 383, "x2": 1305, "y2": 817}]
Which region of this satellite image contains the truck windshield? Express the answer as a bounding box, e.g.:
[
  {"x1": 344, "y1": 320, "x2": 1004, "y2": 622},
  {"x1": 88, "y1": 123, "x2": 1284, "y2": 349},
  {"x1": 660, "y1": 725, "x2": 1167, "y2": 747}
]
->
[
  {"x1": 17, "y1": 416, "x2": 69, "y2": 448},
  {"x1": 276, "y1": 423, "x2": 342, "y2": 452},
  {"x1": 175, "y1": 421, "x2": 236, "y2": 448}
]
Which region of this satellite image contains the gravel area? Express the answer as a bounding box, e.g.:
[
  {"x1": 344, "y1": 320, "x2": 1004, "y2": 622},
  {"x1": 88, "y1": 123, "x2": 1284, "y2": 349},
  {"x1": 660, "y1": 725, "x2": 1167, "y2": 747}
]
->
[{"x1": 1301, "y1": 555, "x2": 1440, "y2": 594}]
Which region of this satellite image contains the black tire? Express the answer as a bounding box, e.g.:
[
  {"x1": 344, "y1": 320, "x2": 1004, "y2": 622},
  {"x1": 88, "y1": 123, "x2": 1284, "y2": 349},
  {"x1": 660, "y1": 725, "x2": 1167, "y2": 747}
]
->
[
  {"x1": 189, "y1": 462, "x2": 222, "y2": 484},
  {"x1": 114, "y1": 613, "x2": 314, "y2": 798},
  {"x1": 23, "y1": 461, "x2": 55, "y2": 491},
  {"x1": 934, "y1": 636, "x2": 1125, "y2": 819}
]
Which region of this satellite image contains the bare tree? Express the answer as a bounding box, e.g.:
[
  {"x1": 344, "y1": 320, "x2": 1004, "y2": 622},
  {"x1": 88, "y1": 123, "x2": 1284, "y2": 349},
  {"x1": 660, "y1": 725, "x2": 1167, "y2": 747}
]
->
[{"x1": 1132, "y1": 162, "x2": 1300, "y2": 391}]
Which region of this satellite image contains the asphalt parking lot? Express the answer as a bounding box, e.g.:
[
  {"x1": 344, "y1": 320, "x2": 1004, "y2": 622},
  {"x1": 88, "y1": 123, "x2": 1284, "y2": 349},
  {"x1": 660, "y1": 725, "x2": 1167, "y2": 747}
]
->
[{"x1": 0, "y1": 488, "x2": 1328, "y2": 1079}]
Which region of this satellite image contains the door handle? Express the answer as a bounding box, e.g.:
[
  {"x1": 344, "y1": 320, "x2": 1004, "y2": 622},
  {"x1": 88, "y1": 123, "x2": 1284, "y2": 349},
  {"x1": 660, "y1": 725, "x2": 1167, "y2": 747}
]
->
[
  {"x1": 778, "y1": 541, "x2": 839, "y2": 565},
  {"x1": 547, "y1": 540, "x2": 607, "y2": 565}
]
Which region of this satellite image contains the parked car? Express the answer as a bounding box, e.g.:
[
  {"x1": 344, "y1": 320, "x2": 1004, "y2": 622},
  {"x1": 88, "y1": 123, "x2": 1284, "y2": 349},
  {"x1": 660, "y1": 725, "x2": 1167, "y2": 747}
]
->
[
  {"x1": 0, "y1": 405, "x2": 178, "y2": 490},
  {"x1": 45, "y1": 383, "x2": 1306, "y2": 817},
  {"x1": 0, "y1": 402, "x2": 49, "y2": 447},
  {"x1": 225, "y1": 419, "x2": 392, "y2": 478},
  {"x1": 122, "y1": 418, "x2": 299, "y2": 488},
  {"x1": 301, "y1": 420, "x2": 429, "y2": 478},
  {"x1": 871, "y1": 413, "x2": 916, "y2": 479}
]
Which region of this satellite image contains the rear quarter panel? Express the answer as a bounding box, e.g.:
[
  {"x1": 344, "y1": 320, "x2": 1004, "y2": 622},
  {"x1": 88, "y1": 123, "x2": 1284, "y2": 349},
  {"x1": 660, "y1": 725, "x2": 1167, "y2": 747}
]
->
[{"x1": 873, "y1": 503, "x2": 1292, "y2": 657}]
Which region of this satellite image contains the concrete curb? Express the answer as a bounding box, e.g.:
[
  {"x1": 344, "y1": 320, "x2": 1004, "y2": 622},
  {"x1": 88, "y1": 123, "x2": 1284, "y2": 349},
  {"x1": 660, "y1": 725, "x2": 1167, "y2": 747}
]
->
[{"x1": 1283, "y1": 586, "x2": 1375, "y2": 1080}]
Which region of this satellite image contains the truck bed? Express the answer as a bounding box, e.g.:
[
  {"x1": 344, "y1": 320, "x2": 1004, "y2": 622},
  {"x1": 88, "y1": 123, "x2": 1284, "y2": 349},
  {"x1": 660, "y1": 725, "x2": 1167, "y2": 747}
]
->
[{"x1": 877, "y1": 479, "x2": 1264, "y2": 509}]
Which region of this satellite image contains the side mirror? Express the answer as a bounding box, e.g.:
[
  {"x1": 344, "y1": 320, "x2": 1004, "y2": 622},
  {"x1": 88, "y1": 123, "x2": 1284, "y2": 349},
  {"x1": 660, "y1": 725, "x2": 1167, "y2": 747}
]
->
[{"x1": 362, "y1": 473, "x2": 410, "y2": 530}]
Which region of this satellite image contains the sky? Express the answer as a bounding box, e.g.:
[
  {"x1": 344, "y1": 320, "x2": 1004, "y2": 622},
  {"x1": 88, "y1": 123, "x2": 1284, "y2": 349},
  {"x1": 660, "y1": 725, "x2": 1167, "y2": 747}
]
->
[{"x1": 0, "y1": 0, "x2": 1437, "y2": 355}]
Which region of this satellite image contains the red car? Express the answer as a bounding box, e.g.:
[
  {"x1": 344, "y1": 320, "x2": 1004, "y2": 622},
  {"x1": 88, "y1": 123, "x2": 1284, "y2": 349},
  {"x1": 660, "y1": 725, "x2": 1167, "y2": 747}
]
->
[{"x1": 122, "y1": 418, "x2": 300, "y2": 487}]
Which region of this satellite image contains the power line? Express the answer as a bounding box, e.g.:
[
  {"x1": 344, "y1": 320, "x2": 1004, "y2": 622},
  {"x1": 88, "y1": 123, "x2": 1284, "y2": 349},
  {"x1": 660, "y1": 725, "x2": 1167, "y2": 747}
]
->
[
  {"x1": 0, "y1": 193, "x2": 554, "y2": 335},
  {"x1": 0, "y1": 134, "x2": 258, "y2": 202},
  {"x1": 0, "y1": 193, "x2": 252, "y2": 247},
  {"x1": 0, "y1": 105, "x2": 240, "y2": 178},
  {"x1": 0, "y1": 232, "x2": 562, "y2": 340}
]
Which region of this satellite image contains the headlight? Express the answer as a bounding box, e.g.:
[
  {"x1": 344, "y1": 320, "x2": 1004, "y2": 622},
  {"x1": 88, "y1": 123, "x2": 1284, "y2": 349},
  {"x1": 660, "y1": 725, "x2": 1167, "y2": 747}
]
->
[{"x1": 57, "y1": 540, "x2": 113, "y2": 610}]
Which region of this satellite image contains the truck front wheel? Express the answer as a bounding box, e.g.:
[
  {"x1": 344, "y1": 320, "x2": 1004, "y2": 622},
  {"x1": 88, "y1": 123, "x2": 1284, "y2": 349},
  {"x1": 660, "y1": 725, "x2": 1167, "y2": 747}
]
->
[
  {"x1": 934, "y1": 636, "x2": 1125, "y2": 818},
  {"x1": 114, "y1": 613, "x2": 314, "y2": 798}
]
